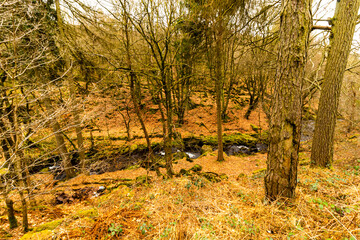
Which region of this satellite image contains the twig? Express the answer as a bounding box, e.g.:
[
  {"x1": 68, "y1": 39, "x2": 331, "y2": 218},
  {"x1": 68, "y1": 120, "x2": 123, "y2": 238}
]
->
[{"x1": 324, "y1": 207, "x2": 357, "y2": 240}]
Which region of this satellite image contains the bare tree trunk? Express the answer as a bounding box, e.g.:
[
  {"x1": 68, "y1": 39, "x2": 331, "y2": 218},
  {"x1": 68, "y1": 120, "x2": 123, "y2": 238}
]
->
[
  {"x1": 55, "y1": 0, "x2": 86, "y2": 174},
  {"x1": 215, "y1": 20, "x2": 224, "y2": 162},
  {"x1": 5, "y1": 197, "x2": 18, "y2": 229},
  {"x1": 311, "y1": 0, "x2": 360, "y2": 168},
  {"x1": 14, "y1": 153, "x2": 28, "y2": 232},
  {"x1": 264, "y1": 0, "x2": 311, "y2": 201},
  {"x1": 44, "y1": 98, "x2": 75, "y2": 179},
  {"x1": 244, "y1": 97, "x2": 259, "y2": 120},
  {"x1": 130, "y1": 74, "x2": 153, "y2": 154},
  {"x1": 69, "y1": 84, "x2": 86, "y2": 174},
  {"x1": 122, "y1": 0, "x2": 154, "y2": 158},
  {"x1": 347, "y1": 81, "x2": 356, "y2": 133},
  {"x1": 164, "y1": 73, "x2": 174, "y2": 177}
]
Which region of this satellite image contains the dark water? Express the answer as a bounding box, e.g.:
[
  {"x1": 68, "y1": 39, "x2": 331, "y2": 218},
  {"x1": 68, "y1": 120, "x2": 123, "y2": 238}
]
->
[{"x1": 48, "y1": 142, "x2": 268, "y2": 178}]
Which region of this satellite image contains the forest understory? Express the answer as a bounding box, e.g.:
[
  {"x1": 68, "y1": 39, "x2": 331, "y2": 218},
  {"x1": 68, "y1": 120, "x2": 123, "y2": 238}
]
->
[
  {"x1": 2, "y1": 0, "x2": 360, "y2": 239},
  {"x1": 1, "y1": 91, "x2": 360, "y2": 240}
]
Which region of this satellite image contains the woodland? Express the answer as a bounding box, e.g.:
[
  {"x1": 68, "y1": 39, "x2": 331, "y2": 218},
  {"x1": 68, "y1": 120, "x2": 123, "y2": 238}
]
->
[{"x1": 1, "y1": 0, "x2": 360, "y2": 239}]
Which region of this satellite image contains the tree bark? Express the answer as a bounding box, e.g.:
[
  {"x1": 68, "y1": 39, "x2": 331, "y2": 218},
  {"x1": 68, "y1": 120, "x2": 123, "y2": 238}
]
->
[
  {"x1": 347, "y1": 81, "x2": 356, "y2": 133},
  {"x1": 5, "y1": 197, "x2": 18, "y2": 229},
  {"x1": 69, "y1": 84, "x2": 86, "y2": 174},
  {"x1": 44, "y1": 98, "x2": 75, "y2": 178},
  {"x1": 311, "y1": 0, "x2": 360, "y2": 168},
  {"x1": 264, "y1": 0, "x2": 311, "y2": 201},
  {"x1": 215, "y1": 20, "x2": 224, "y2": 162},
  {"x1": 55, "y1": 0, "x2": 86, "y2": 174},
  {"x1": 122, "y1": 3, "x2": 156, "y2": 170},
  {"x1": 14, "y1": 153, "x2": 28, "y2": 232},
  {"x1": 164, "y1": 72, "x2": 174, "y2": 177}
]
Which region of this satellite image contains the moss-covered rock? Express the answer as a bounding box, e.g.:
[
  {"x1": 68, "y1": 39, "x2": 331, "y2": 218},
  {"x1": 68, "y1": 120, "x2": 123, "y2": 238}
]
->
[
  {"x1": 136, "y1": 175, "x2": 151, "y2": 184},
  {"x1": 201, "y1": 145, "x2": 213, "y2": 155},
  {"x1": 39, "y1": 168, "x2": 49, "y2": 173},
  {"x1": 223, "y1": 133, "x2": 257, "y2": 146},
  {"x1": 201, "y1": 136, "x2": 218, "y2": 146},
  {"x1": 250, "y1": 124, "x2": 261, "y2": 133},
  {"x1": 190, "y1": 164, "x2": 202, "y2": 172},
  {"x1": 174, "y1": 151, "x2": 187, "y2": 160},
  {"x1": 33, "y1": 219, "x2": 63, "y2": 232},
  {"x1": 201, "y1": 172, "x2": 228, "y2": 183},
  {"x1": 20, "y1": 230, "x2": 53, "y2": 240},
  {"x1": 184, "y1": 133, "x2": 258, "y2": 149},
  {"x1": 179, "y1": 169, "x2": 189, "y2": 176},
  {"x1": 237, "y1": 173, "x2": 246, "y2": 179},
  {"x1": 73, "y1": 208, "x2": 98, "y2": 219}
]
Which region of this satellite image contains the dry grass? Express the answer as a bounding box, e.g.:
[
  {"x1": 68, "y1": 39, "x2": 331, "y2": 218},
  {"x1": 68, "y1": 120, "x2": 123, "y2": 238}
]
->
[
  {"x1": 2, "y1": 94, "x2": 360, "y2": 239},
  {"x1": 57, "y1": 163, "x2": 360, "y2": 240},
  {"x1": 2, "y1": 140, "x2": 360, "y2": 239}
]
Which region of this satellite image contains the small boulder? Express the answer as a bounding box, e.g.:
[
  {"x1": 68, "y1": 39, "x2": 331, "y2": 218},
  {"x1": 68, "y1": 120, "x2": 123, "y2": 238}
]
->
[
  {"x1": 201, "y1": 145, "x2": 213, "y2": 155},
  {"x1": 190, "y1": 164, "x2": 202, "y2": 172},
  {"x1": 21, "y1": 230, "x2": 53, "y2": 240}
]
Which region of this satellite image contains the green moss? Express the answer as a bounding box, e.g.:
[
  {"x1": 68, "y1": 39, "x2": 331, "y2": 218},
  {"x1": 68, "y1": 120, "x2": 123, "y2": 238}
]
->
[
  {"x1": 119, "y1": 146, "x2": 130, "y2": 155},
  {"x1": 40, "y1": 168, "x2": 49, "y2": 173},
  {"x1": 119, "y1": 144, "x2": 147, "y2": 155},
  {"x1": 252, "y1": 168, "x2": 266, "y2": 175},
  {"x1": 136, "y1": 175, "x2": 151, "y2": 184},
  {"x1": 33, "y1": 219, "x2": 63, "y2": 232},
  {"x1": 194, "y1": 133, "x2": 258, "y2": 147},
  {"x1": 348, "y1": 134, "x2": 359, "y2": 139},
  {"x1": 201, "y1": 172, "x2": 228, "y2": 183},
  {"x1": 237, "y1": 173, "x2": 246, "y2": 179},
  {"x1": 201, "y1": 136, "x2": 218, "y2": 146},
  {"x1": 74, "y1": 208, "x2": 98, "y2": 219},
  {"x1": 126, "y1": 164, "x2": 140, "y2": 170},
  {"x1": 219, "y1": 174, "x2": 228, "y2": 180},
  {"x1": 223, "y1": 133, "x2": 257, "y2": 146},
  {"x1": 178, "y1": 169, "x2": 189, "y2": 176},
  {"x1": 130, "y1": 144, "x2": 139, "y2": 152},
  {"x1": 250, "y1": 124, "x2": 261, "y2": 133},
  {"x1": 20, "y1": 230, "x2": 53, "y2": 240},
  {"x1": 190, "y1": 164, "x2": 202, "y2": 172},
  {"x1": 174, "y1": 151, "x2": 187, "y2": 160},
  {"x1": 201, "y1": 145, "x2": 213, "y2": 154}
]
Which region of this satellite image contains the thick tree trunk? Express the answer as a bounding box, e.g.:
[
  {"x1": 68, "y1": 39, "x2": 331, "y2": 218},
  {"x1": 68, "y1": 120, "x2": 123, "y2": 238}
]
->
[
  {"x1": 264, "y1": 0, "x2": 311, "y2": 201},
  {"x1": 311, "y1": 0, "x2": 360, "y2": 168}
]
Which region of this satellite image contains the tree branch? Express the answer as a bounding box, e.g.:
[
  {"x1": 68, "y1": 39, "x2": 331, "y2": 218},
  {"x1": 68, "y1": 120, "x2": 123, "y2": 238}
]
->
[{"x1": 312, "y1": 25, "x2": 331, "y2": 31}]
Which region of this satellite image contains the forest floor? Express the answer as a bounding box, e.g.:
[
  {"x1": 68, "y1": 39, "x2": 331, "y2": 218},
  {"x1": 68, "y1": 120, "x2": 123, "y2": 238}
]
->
[{"x1": 1, "y1": 92, "x2": 360, "y2": 240}]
